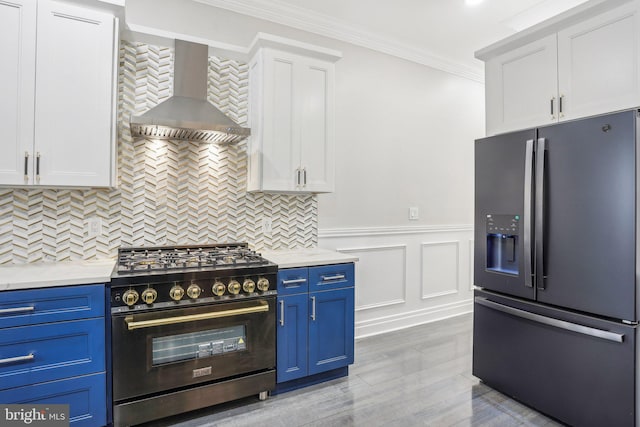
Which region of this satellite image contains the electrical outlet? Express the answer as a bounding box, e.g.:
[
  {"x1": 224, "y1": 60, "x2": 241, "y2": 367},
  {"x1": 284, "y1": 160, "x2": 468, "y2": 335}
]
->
[
  {"x1": 409, "y1": 207, "x2": 419, "y2": 220},
  {"x1": 262, "y1": 218, "x2": 272, "y2": 235},
  {"x1": 87, "y1": 217, "x2": 102, "y2": 237}
]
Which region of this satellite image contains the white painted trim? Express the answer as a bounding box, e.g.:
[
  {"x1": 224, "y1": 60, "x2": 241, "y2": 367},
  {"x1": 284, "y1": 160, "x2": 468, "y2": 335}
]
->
[
  {"x1": 320, "y1": 224, "x2": 473, "y2": 238},
  {"x1": 355, "y1": 299, "x2": 473, "y2": 339},
  {"x1": 194, "y1": 0, "x2": 483, "y2": 82},
  {"x1": 339, "y1": 244, "x2": 408, "y2": 309},
  {"x1": 420, "y1": 240, "x2": 460, "y2": 300},
  {"x1": 355, "y1": 299, "x2": 405, "y2": 312}
]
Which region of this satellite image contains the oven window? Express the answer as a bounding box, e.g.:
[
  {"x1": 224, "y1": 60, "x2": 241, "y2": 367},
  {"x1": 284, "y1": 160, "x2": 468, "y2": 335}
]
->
[{"x1": 152, "y1": 325, "x2": 247, "y2": 365}]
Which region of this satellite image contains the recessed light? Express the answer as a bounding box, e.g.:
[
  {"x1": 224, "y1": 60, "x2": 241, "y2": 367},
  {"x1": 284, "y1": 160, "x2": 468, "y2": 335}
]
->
[{"x1": 465, "y1": 0, "x2": 484, "y2": 6}]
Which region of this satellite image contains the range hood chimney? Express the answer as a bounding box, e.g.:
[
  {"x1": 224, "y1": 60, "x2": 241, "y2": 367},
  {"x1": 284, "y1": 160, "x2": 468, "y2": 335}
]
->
[{"x1": 130, "y1": 40, "x2": 250, "y2": 144}]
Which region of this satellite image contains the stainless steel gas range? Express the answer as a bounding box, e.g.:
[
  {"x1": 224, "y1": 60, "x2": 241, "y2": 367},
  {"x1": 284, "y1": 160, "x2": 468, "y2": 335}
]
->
[{"x1": 109, "y1": 243, "x2": 277, "y2": 427}]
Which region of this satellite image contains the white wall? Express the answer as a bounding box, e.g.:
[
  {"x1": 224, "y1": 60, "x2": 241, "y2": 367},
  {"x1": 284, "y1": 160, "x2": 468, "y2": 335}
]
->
[{"x1": 126, "y1": 0, "x2": 484, "y2": 337}]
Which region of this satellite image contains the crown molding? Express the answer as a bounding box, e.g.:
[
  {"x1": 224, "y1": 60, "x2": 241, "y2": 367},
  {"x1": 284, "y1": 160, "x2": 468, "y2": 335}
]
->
[{"x1": 195, "y1": 0, "x2": 484, "y2": 83}]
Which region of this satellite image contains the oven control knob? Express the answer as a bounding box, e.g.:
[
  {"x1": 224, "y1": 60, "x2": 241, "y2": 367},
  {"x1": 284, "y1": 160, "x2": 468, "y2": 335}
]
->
[
  {"x1": 141, "y1": 288, "x2": 158, "y2": 305},
  {"x1": 169, "y1": 285, "x2": 185, "y2": 301},
  {"x1": 123, "y1": 289, "x2": 139, "y2": 306},
  {"x1": 186, "y1": 284, "x2": 202, "y2": 299},
  {"x1": 212, "y1": 281, "x2": 226, "y2": 296},
  {"x1": 228, "y1": 280, "x2": 241, "y2": 295},
  {"x1": 257, "y1": 277, "x2": 270, "y2": 292},
  {"x1": 243, "y1": 279, "x2": 256, "y2": 293}
]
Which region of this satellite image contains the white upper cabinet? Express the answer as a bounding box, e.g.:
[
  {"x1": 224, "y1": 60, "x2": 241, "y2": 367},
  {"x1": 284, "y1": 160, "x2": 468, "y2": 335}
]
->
[
  {"x1": 485, "y1": 34, "x2": 558, "y2": 135},
  {"x1": 0, "y1": 0, "x2": 118, "y2": 187},
  {"x1": 480, "y1": 0, "x2": 640, "y2": 136},
  {"x1": 557, "y1": 3, "x2": 640, "y2": 121},
  {"x1": 247, "y1": 34, "x2": 340, "y2": 193},
  {"x1": 0, "y1": 0, "x2": 37, "y2": 186}
]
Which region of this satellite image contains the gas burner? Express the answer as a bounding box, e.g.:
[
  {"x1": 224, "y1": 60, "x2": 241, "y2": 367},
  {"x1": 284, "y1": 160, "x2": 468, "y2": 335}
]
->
[{"x1": 115, "y1": 243, "x2": 269, "y2": 273}]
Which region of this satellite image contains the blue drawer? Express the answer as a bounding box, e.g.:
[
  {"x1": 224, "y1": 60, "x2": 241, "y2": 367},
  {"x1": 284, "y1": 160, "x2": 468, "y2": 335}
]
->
[
  {"x1": 277, "y1": 268, "x2": 309, "y2": 295},
  {"x1": 0, "y1": 318, "x2": 105, "y2": 390},
  {"x1": 0, "y1": 284, "x2": 105, "y2": 329},
  {"x1": 308, "y1": 263, "x2": 354, "y2": 292},
  {"x1": 0, "y1": 372, "x2": 106, "y2": 427}
]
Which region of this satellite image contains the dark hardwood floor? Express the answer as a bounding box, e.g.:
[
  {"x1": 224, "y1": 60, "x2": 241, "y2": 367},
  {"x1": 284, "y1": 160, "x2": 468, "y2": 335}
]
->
[{"x1": 145, "y1": 314, "x2": 562, "y2": 426}]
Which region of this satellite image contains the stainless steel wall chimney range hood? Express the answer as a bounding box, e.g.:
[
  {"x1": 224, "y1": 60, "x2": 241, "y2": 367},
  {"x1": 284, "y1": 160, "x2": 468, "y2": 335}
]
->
[{"x1": 130, "y1": 40, "x2": 250, "y2": 144}]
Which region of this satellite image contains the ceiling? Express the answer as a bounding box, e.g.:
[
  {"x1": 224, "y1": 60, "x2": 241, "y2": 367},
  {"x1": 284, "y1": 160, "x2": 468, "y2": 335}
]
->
[{"x1": 197, "y1": 0, "x2": 589, "y2": 81}]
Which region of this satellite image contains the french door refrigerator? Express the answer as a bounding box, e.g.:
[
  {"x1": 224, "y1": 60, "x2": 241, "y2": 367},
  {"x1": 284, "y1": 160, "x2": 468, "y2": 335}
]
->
[{"x1": 473, "y1": 109, "x2": 639, "y2": 427}]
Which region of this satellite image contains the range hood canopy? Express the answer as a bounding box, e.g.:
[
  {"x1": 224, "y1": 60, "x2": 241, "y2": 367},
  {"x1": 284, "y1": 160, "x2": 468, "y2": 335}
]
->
[{"x1": 130, "y1": 40, "x2": 250, "y2": 144}]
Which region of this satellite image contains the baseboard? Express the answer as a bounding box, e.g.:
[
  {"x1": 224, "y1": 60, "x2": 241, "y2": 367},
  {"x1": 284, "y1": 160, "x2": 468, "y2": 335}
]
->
[{"x1": 355, "y1": 299, "x2": 473, "y2": 339}]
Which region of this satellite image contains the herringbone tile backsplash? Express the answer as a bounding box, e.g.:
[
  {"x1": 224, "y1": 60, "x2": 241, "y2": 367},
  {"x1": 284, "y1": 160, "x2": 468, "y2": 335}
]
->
[{"x1": 0, "y1": 41, "x2": 317, "y2": 264}]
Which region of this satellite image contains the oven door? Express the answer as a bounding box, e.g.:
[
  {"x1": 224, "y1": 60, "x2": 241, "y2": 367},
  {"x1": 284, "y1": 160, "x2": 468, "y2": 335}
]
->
[{"x1": 111, "y1": 296, "x2": 276, "y2": 401}]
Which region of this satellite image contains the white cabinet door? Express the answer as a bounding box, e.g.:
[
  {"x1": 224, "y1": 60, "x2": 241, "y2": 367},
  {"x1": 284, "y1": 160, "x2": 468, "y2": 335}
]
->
[
  {"x1": 0, "y1": 0, "x2": 36, "y2": 185},
  {"x1": 258, "y1": 49, "x2": 301, "y2": 192},
  {"x1": 299, "y1": 57, "x2": 334, "y2": 193},
  {"x1": 558, "y1": 2, "x2": 640, "y2": 121},
  {"x1": 485, "y1": 34, "x2": 558, "y2": 136},
  {"x1": 34, "y1": 0, "x2": 116, "y2": 187},
  {"x1": 248, "y1": 47, "x2": 336, "y2": 193}
]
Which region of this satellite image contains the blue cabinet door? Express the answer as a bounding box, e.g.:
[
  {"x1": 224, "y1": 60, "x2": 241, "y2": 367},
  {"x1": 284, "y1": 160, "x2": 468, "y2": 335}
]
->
[
  {"x1": 276, "y1": 293, "x2": 309, "y2": 383},
  {"x1": 0, "y1": 372, "x2": 106, "y2": 427},
  {"x1": 308, "y1": 287, "x2": 354, "y2": 375}
]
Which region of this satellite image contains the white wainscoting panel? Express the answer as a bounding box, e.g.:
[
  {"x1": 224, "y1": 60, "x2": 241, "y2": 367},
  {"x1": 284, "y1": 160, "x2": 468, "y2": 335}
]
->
[
  {"x1": 319, "y1": 224, "x2": 473, "y2": 338},
  {"x1": 338, "y1": 245, "x2": 406, "y2": 311},
  {"x1": 420, "y1": 241, "x2": 459, "y2": 300}
]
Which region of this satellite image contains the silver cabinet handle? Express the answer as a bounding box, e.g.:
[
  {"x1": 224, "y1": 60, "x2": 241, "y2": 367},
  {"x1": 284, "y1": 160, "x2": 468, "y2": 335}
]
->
[
  {"x1": 303, "y1": 168, "x2": 307, "y2": 186},
  {"x1": 550, "y1": 96, "x2": 556, "y2": 120},
  {"x1": 559, "y1": 94, "x2": 564, "y2": 117},
  {"x1": 475, "y1": 297, "x2": 624, "y2": 343},
  {"x1": 296, "y1": 168, "x2": 302, "y2": 187},
  {"x1": 0, "y1": 353, "x2": 35, "y2": 365},
  {"x1": 535, "y1": 138, "x2": 546, "y2": 290},
  {"x1": 0, "y1": 306, "x2": 35, "y2": 315},
  {"x1": 279, "y1": 300, "x2": 284, "y2": 326},
  {"x1": 310, "y1": 296, "x2": 316, "y2": 321},
  {"x1": 36, "y1": 152, "x2": 41, "y2": 183},
  {"x1": 24, "y1": 151, "x2": 29, "y2": 181},
  {"x1": 321, "y1": 274, "x2": 345, "y2": 282},
  {"x1": 282, "y1": 278, "x2": 307, "y2": 285},
  {"x1": 523, "y1": 139, "x2": 534, "y2": 288}
]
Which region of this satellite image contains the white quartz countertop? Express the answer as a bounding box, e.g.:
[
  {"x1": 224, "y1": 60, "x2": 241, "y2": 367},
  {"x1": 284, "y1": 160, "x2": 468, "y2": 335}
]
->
[
  {"x1": 0, "y1": 258, "x2": 116, "y2": 291},
  {"x1": 261, "y1": 248, "x2": 358, "y2": 269}
]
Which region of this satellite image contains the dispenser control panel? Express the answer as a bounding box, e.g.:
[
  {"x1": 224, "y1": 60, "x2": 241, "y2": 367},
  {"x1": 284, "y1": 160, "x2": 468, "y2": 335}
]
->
[{"x1": 486, "y1": 214, "x2": 519, "y2": 234}]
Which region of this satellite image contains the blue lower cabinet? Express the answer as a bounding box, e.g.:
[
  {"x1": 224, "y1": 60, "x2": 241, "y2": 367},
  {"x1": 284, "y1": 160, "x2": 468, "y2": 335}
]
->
[
  {"x1": 0, "y1": 318, "x2": 105, "y2": 390},
  {"x1": 0, "y1": 372, "x2": 106, "y2": 427},
  {"x1": 276, "y1": 263, "x2": 355, "y2": 392},
  {"x1": 308, "y1": 287, "x2": 354, "y2": 375},
  {"x1": 0, "y1": 284, "x2": 106, "y2": 427},
  {"x1": 277, "y1": 293, "x2": 309, "y2": 383}
]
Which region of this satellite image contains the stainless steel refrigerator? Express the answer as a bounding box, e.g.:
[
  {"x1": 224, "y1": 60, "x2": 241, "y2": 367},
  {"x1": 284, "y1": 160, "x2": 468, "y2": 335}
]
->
[{"x1": 473, "y1": 109, "x2": 638, "y2": 427}]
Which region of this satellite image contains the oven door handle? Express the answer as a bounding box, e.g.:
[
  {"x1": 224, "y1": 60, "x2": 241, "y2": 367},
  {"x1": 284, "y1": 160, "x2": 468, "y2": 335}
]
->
[{"x1": 124, "y1": 301, "x2": 269, "y2": 331}]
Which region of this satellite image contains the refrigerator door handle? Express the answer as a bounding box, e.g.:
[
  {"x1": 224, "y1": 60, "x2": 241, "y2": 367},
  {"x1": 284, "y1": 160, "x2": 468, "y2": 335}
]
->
[
  {"x1": 523, "y1": 139, "x2": 534, "y2": 288},
  {"x1": 475, "y1": 297, "x2": 624, "y2": 343},
  {"x1": 535, "y1": 138, "x2": 546, "y2": 290}
]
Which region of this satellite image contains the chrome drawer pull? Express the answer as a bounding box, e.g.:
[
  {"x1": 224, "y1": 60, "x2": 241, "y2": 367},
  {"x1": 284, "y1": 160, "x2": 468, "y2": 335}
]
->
[
  {"x1": 321, "y1": 274, "x2": 345, "y2": 282},
  {"x1": 0, "y1": 306, "x2": 35, "y2": 315},
  {"x1": 475, "y1": 297, "x2": 624, "y2": 343},
  {"x1": 279, "y1": 300, "x2": 285, "y2": 326},
  {"x1": 282, "y1": 278, "x2": 307, "y2": 285},
  {"x1": 311, "y1": 296, "x2": 316, "y2": 321},
  {"x1": 0, "y1": 353, "x2": 35, "y2": 365}
]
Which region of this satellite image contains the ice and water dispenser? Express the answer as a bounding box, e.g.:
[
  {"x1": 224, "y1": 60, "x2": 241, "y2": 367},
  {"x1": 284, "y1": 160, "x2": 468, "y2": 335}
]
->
[{"x1": 485, "y1": 214, "x2": 520, "y2": 275}]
